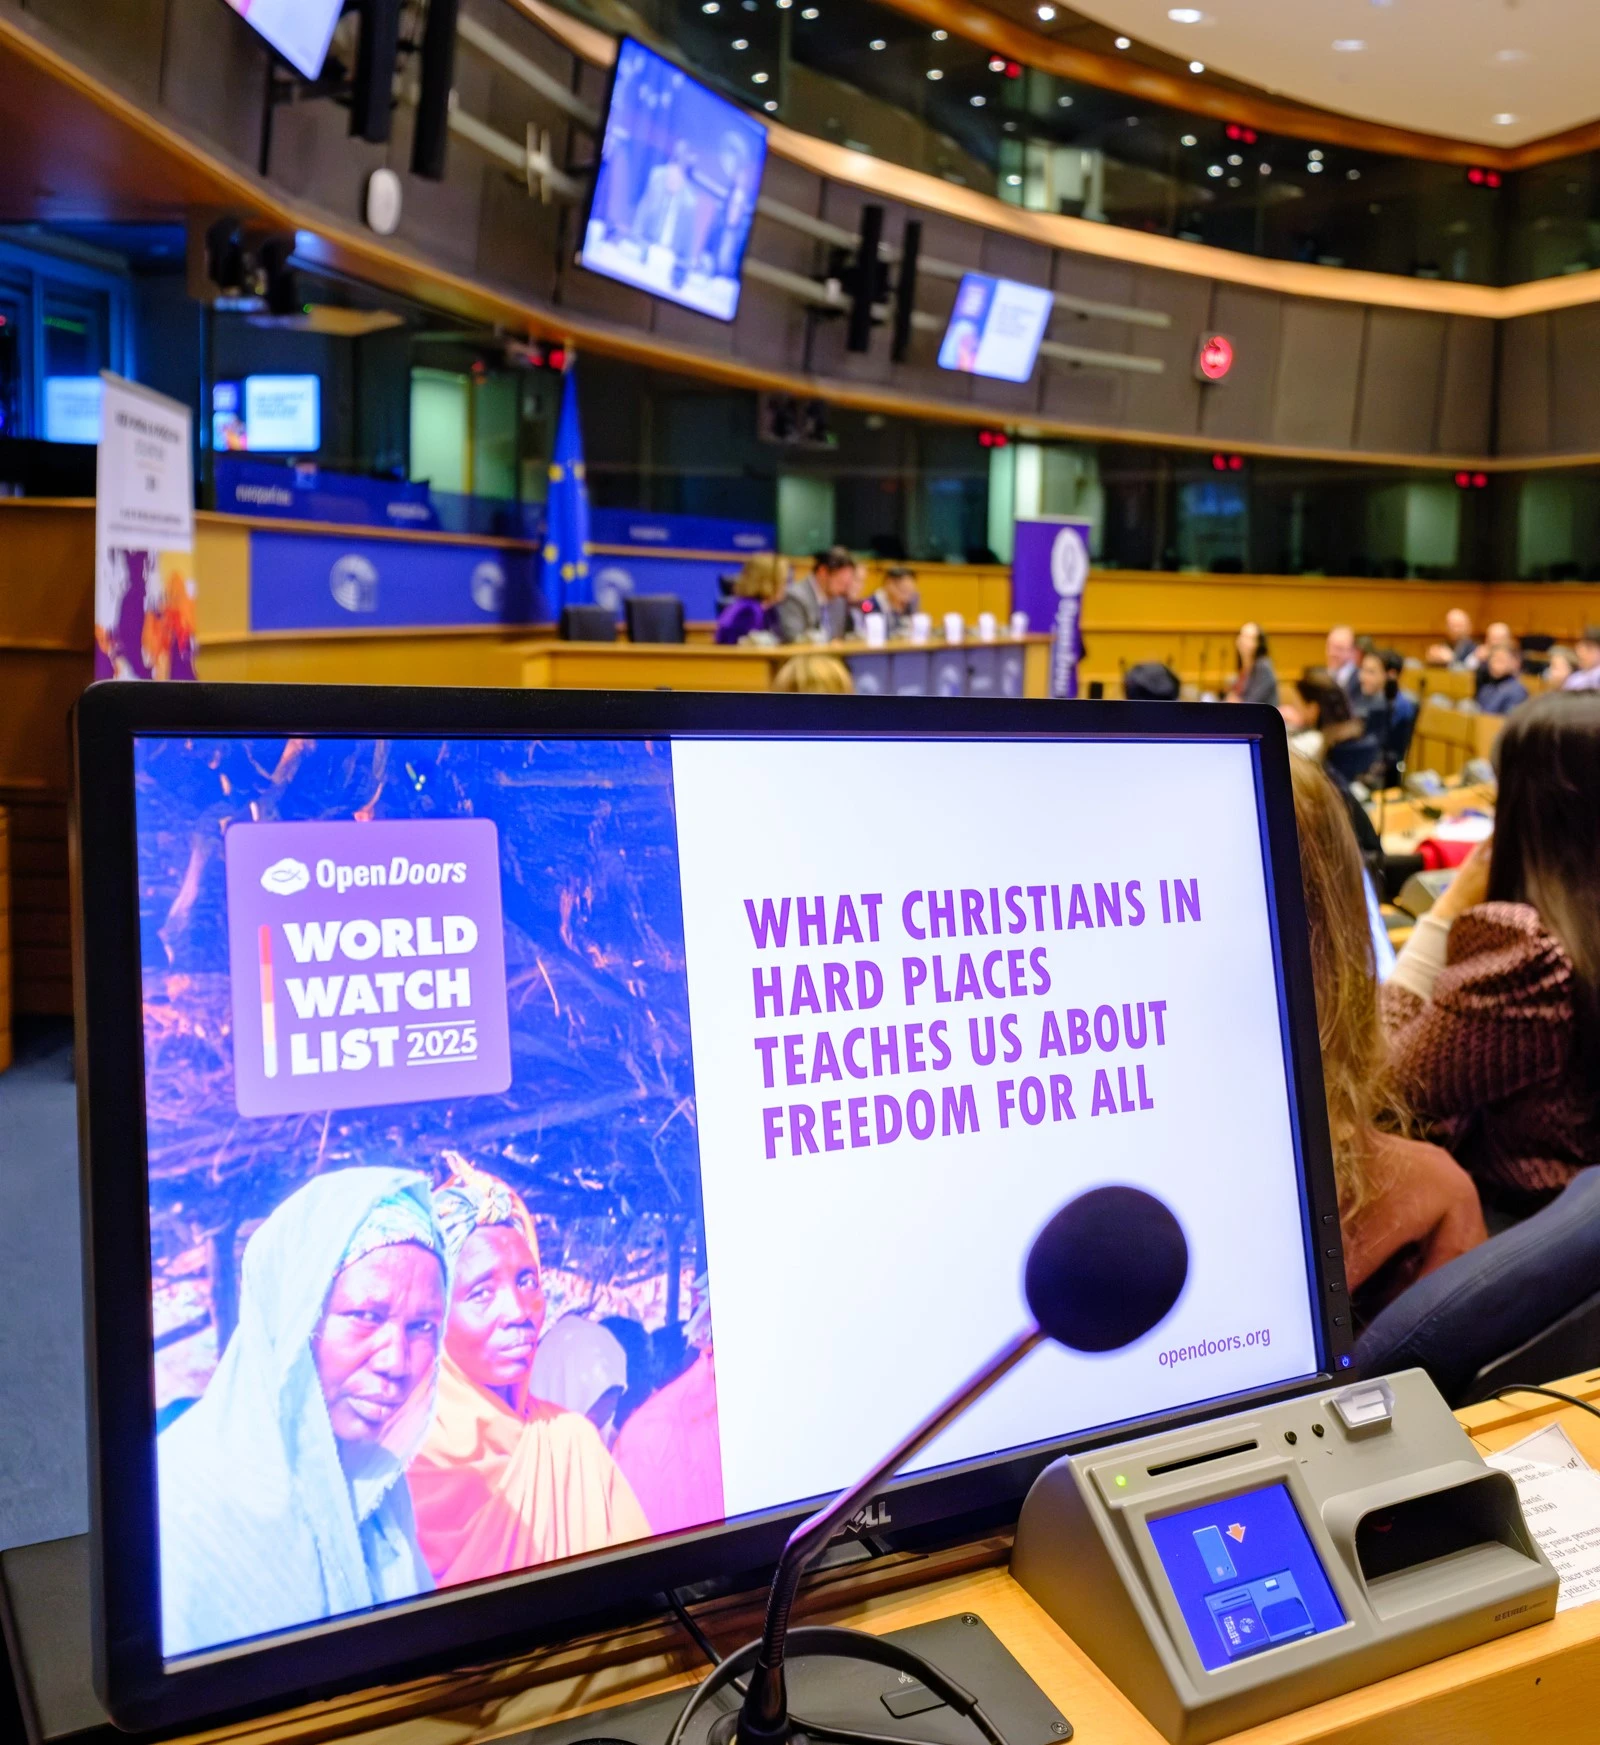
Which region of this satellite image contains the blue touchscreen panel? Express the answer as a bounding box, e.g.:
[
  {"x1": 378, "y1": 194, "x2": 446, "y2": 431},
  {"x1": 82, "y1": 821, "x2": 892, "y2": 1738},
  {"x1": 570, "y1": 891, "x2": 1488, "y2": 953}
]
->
[{"x1": 1147, "y1": 1482, "x2": 1345, "y2": 1671}]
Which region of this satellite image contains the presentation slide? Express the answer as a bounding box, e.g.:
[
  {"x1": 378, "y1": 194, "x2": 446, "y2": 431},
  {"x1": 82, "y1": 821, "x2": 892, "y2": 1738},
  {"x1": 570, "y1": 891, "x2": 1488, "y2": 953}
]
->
[
  {"x1": 938, "y1": 273, "x2": 1055, "y2": 384},
  {"x1": 223, "y1": 0, "x2": 343, "y2": 81},
  {"x1": 132, "y1": 730, "x2": 1317, "y2": 1661},
  {"x1": 243, "y1": 374, "x2": 321, "y2": 452},
  {"x1": 44, "y1": 375, "x2": 103, "y2": 444},
  {"x1": 581, "y1": 38, "x2": 768, "y2": 323}
]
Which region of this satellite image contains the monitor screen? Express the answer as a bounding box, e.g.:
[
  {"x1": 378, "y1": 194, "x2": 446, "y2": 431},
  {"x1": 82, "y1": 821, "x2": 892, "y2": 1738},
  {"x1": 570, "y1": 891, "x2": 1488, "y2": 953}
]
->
[
  {"x1": 44, "y1": 374, "x2": 103, "y2": 444},
  {"x1": 1147, "y1": 1482, "x2": 1346, "y2": 1670},
  {"x1": 122, "y1": 724, "x2": 1324, "y2": 1666},
  {"x1": 938, "y1": 273, "x2": 1055, "y2": 384},
  {"x1": 1364, "y1": 870, "x2": 1396, "y2": 982},
  {"x1": 213, "y1": 375, "x2": 321, "y2": 453},
  {"x1": 222, "y1": 0, "x2": 343, "y2": 80},
  {"x1": 581, "y1": 37, "x2": 768, "y2": 323}
]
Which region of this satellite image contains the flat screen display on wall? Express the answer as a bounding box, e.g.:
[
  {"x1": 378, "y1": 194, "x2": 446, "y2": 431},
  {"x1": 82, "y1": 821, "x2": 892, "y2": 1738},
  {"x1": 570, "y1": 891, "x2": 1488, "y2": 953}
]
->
[
  {"x1": 213, "y1": 376, "x2": 322, "y2": 454},
  {"x1": 222, "y1": 0, "x2": 343, "y2": 80},
  {"x1": 937, "y1": 273, "x2": 1055, "y2": 384},
  {"x1": 581, "y1": 37, "x2": 769, "y2": 323}
]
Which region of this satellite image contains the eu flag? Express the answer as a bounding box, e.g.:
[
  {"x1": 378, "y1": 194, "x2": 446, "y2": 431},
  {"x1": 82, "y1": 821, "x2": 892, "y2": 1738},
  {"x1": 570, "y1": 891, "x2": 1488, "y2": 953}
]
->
[{"x1": 542, "y1": 364, "x2": 592, "y2": 608}]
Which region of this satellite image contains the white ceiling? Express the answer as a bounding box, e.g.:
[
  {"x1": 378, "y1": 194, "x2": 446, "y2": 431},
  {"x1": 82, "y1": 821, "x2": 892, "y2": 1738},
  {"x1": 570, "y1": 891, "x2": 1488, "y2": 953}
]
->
[{"x1": 1064, "y1": 0, "x2": 1600, "y2": 146}]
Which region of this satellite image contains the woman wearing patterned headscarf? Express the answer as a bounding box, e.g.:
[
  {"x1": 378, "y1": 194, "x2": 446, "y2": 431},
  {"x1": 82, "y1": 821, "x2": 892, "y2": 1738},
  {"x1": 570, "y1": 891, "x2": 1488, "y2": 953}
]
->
[
  {"x1": 406, "y1": 1156, "x2": 649, "y2": 1587},
  {"x1": 157, "y1": 1168, "x2": 447, "y2": 1657}
]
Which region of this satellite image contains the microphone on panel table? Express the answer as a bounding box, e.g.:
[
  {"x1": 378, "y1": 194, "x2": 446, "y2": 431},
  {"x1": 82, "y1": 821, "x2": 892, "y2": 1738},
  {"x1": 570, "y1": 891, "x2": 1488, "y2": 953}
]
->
[{"x1": 664, "y1": 1187, "x2": 1190, "y2": 1745}]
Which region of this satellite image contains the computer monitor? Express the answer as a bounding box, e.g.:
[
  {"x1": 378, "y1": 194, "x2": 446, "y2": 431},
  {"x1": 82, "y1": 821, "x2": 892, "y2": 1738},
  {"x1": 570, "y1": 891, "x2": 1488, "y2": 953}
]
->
[
  {"x1": 937, "y1": 273, "x2": 1055, "y2": 384},
  {"x1": 221, "y1": 0, "x2": 343, "y2": 80},
  {"x1": 213, "y1": 375, "x2": 322, "y2": 454},
  {"x1": 581, "y1": 37, "x2": 768, "y2": 323},
  {"x1": 73, "y1": 685, "x2": 1347, "y2": 1732}
]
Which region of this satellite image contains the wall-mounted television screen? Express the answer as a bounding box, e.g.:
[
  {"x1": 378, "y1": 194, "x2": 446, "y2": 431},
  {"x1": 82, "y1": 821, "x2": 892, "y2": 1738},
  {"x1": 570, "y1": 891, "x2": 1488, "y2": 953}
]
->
[
  {"x1": 222, "y1": 0, "x2": 343, "y2": 81},
  {"x1": 581, "y1": 37, "x2": 768, "y2": 323},
  {"x1": 213, "y1": 375, "x2": 321, "y2": 454},
  {"x1": 44, "y1": 374, "x2": 103, "y2": 444},
  {"x1": 74, "y1": 683, "x2": 1349, "y2": 1732},
  {"x1": 937, "y1": 273, "x2": 1055, "y2": 384}
]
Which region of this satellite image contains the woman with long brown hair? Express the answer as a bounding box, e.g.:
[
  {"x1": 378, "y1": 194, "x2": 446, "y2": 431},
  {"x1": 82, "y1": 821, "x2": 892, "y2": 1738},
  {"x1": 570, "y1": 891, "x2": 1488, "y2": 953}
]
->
[
  {"x1": 1290, "y1": 756, "x2": 1485, "y2": 1320},
  {"x1": 1384, "y1": 692, "x2": 1600, "y2": 1213}
]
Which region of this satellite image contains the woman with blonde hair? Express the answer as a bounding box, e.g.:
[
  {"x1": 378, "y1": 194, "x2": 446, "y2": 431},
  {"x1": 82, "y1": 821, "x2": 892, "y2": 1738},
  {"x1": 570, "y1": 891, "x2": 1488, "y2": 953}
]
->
[
  {"x1": 714, "y1": 553, "x2": 789, "y2": 644},
  {"x1": 1290, "y1": 755, "x2": 1485, "y2": 1321},
  {"x1": 771, "y1": 653, "x2": 854, "y2": 694}
]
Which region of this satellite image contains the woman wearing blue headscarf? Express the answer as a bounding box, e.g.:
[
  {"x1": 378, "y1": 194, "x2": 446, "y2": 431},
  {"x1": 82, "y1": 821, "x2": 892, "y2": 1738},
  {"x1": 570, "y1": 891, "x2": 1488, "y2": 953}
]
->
[{"x1": 157, "y1": 1168, "x2": 447, "y2": 1657}]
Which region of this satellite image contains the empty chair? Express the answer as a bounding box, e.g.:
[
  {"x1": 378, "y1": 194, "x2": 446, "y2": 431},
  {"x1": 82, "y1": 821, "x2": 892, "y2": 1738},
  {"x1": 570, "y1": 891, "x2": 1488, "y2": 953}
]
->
[
  {"x1": 560, "y1": 604, "x2": 618, "y2": 642},
  {"x1": 1355, "y1": 1169, "x2": 1600, "y2": 1406},
  {"x1": 624, "y1": 594, "x2": 686, "y2": 644}
]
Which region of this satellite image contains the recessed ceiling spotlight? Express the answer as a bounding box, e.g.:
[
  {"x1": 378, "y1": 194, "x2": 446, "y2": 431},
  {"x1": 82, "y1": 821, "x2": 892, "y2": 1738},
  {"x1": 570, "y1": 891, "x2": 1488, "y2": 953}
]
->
[
  {"x1": 1058, "y1": 93, "x2": 1074, "y2": 106},
  {"x1": 1180, "y1": 133, "x2": 1197, "y2": 145},
  {"x1": 1307, "y1": 160, "x2": 1324, "y2": 173},
  {"x1": 869, "y1": 38, "x2": 885, "y2": 49},
  {"x1": 1038, "y1": 4, "x2": 1057, "y2": 18},
  {"x1": 1226, "y1": 153, "x2": 1241, "y2": 165},
  {"x1": 1006, "y1": 173, "x2": 1022, "y2": 184},
  {"x1": 1115, "y1": 36, "x2": 1131, "y2": 50},
  {"x1": 1189, "y1": 60, "x2": 1205, "y2": 73},
  {"x1": 926, "y1": 67, "x2": 943, "y2": 79},
  {"x1": 1003, "y1": 120, "x2": 1018, "y2": 131},
  {"x1": 1207, "y1": 164, "x2": 1223, "y2": 177},
  {"x1": 752, "y1": 70, "x2": 768, "y2": 82},
  {"x1": 1493, "y1": 112, "x2": 1517, "y2": 125},
  {"x1": 775, "y1": 0, "x2": 791, "y2": 7},
  {"x1": 1168, "y1": 7, "x2": 1204, "y2": 21},
  {"x1": 764, "y1": 98, "x2": 778, "y2": 109},
  {"x1": 989, "y1": 56, "x2": 1007, "y2": 71},
  {"x1": 970, "y1": 94, "x2": 987, "y2": 106},
  {"x1": 1347, "y1": 167, "x2": 1360, "y2": 179},
  {"x1": 932, "y1": 28, "x2": 948, "y2": 39},
  {"x1": 1333, "y1": 39, "x2": 1365, "y2": 51},
  {"x1": 732, "y1": 37, "x2": 748, "y2": 49},
  {"x1": 801, "y1": 6, "x2": 818, "y2": 16},
  {"x1": 1227, "y1": 176, "x2": 1240, "y2": 187},
  {"x1": 1259, "y1": 162, "x2": 1272, "y2": 175},
  {"x1": 1308, "y1": 148, "x2": 1324, "y2": 160},
  {"x1": 702, "y1": 2, "x2": 718, "y2": 11}
]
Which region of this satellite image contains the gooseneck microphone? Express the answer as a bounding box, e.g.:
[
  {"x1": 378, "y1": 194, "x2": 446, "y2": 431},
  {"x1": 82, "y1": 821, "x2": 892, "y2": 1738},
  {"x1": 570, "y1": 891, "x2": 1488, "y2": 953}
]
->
[{"x1": 666, "y1": 1186, "x2": 1189, "y2": 1745}]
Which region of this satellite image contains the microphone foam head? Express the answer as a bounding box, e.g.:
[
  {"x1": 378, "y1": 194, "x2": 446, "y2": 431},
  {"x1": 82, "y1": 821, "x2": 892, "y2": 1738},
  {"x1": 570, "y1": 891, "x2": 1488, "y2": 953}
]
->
[{"x1": 1025, "y1": 1186, "x2": 1188, "y2": 1353}]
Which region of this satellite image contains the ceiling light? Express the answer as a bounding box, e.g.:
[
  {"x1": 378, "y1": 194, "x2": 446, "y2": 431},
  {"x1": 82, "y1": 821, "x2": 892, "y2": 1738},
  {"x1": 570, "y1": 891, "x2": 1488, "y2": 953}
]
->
[
  {"x1": 1115, "y1": 36, "x2": 1131, "y2": 49},
  {"x1": 1308, "y1": 149, "x2": 1324, "y2": 161},
  {"x1": 927, "y1": 67, "x2": 943, "y2": 79},
  {"x1": 752, "y1": 70, "x2": 769, "y2": 82},
  {"x1": 1058, "y1": 94, "x2": 1073, "y2": 106},
  {"x1": 1347, "y1": 168, "x2": 1360, "y2": 179},
  {"x1": 1493, "y1": 112, "x2": 1517, "y2": 125},
  {"x1": 1259, "y1": 162, "x2": 1271, "y2": 175},
  {"x1": 1207, "y1": 164, "x2": 1222, "y2": 177},
  {"x1": 1333, "y1": 39, "x2": 1365, "y2": 52},
  {"x1": 1038, "y1": 4, "x2": 1057, "y2": 18},
  {"x1": 970, "y1": 94, "x2": 986, "y2": 106},
  {"x1": 1189, "y1": 60, "x2": 1205, "y2": 73},
  {"x1": 776, "y1": 0, "x2": 791, "y2": 7},
  {"x1": 732, "y1": 37, "x2": 748, "y2": 49},
  {"x1": 764, "y1": 98, "x2": 778, "y2": 109},
  {"x1": 989, "y1": 56, "x2": 1007, "y2": 71},
  {"x1": 1168, "y1": 7, "x2": 1203, "y2": 21},
  {"x1": 702, "y1": 2, "x2": 718, "y2": 10},
  {"x1": 932, "y1": 28, "x2": 948, "y2": 39},
  {"x1": 1003, "y1": 120, "x2": 1018, "y2": 131},
  {"x1": 1227, "y1": 176, "x2": 1240, "y2": 187},
  {"x1": 1180, "y1": 132, "x2": 1197, "y2": 146},
  {"x1": 1007, "y1": 174, "x2": 1022, "y2": 185},
  {"x1": 869, "y1": 38, "x2": 885, "y2": 49},
  {"x1": 801, "y1": 6, "x2": 818, "y2": 15},
  {"x1": 1307, "y1": 161, "x2": 1324, "y2": 173},
  {"x1": 1227, "y1": 153, "x2": 1241, "y2": 165}
]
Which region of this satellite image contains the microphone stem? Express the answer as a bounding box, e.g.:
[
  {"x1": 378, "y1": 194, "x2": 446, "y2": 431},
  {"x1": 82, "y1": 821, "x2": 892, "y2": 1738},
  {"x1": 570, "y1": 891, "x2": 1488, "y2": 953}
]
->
[{"x1": 737, "y1": 1324, "x2": 1044, "y2": 1743}]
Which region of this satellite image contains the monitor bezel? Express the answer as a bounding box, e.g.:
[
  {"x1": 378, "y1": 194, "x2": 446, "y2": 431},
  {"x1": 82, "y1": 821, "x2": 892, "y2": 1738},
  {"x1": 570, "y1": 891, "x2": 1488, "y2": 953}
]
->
[
  {"x1": 577, "y1": 35, "x2": 769, "y2": 327},
  {"x1": 72, "y1": 682, "x2": 1350, "y2": 1732}
]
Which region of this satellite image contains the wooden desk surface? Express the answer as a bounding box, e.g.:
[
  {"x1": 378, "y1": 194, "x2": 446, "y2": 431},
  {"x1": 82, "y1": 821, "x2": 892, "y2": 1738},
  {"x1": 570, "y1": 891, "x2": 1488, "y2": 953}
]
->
[
  {"x1": 1371, "y1": 782, "x2": 1496, "y2": 856},
  {"x1": 191, "y1": 1375, "x2": 1600, "y2": 1745}
]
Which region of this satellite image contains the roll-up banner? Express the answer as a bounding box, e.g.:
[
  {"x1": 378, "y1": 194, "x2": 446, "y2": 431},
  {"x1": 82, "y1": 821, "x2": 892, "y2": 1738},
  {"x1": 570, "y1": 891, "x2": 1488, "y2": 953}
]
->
[
  {"x1": 94, "y1": 373, "x2": 197, "y2": 681},
  {"x1": 1011, "y1": 518, "x2": 1091, "y2": 700}
]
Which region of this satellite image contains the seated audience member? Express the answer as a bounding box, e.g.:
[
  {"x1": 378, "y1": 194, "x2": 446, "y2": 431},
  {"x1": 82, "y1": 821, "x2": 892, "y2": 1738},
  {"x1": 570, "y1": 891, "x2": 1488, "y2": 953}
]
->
[
  {"x1": 407, "y1": 1159, "x2": 648, "y2": 1588},
  {"x1": 714, "y1": 554, "x2": 788, "y2": 644},
  {"x1": 1289, "y1": 669, "x2": 1377, "y2": 780},
  {"x1": 1475, "y1": 639, "x2": 1530, "y2": 715},
  {"x1": 1424, "y1": 607, "x2": 1477, "y2": 668},
  {"x1": 772, "y1": 652, "x2": 854, "y2": 693},
  {"x1": 1545, "y1": 645, "x2": 1578, "y2": 690},
  {"x1": 1354, "y1": 647, "x2": 1389, "y2": 725},
  {"x1": 855, "y1": 565, "x2": 920, "y2": 639},
  {"x1": 1566, "y1": 625, "x2": 1600, "y2": 690},
  {"x1": 157, "y1": 1170, "x2": 447, "y2": 1656},
  {"x1": 1378, "y1": 648, "x2": 1418, "y2": 779},
  {"x1": 1124, "y1": 660, "x2": 1180, "y2": 702},
  {"x1": 1384, "y1": 693, "x2": 1600, "y2": 1214},
  {"x1": 1325, "y1": 624, "x2": 1361, "y2": 704},
  {"x1": 776, "y1": 545, "x2": 855, "y2": 644},
  {"x1": 1226, "y1": 621, "x2": 1278, "y2": 704},
  {"x1": 1471, "y1": 620, "x2": 1514, "y2": 677},
  {"x1": 1290, "y1": 757, "x2": 1485, "y2": 1321}
]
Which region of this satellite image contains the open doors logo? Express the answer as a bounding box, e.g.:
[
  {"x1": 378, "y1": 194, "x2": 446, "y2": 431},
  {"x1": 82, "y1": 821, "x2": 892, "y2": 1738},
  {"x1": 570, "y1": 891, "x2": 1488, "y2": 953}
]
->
[{"x1": 260, "y1": 857, "x2": 311, "y2": 896}]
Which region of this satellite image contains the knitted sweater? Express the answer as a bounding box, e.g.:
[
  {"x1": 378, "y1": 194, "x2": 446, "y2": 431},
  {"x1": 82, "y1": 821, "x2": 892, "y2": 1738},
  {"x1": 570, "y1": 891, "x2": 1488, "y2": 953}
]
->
[{"x1": 1382, "y1": 901, "x2": 1596, "y2": 1208}]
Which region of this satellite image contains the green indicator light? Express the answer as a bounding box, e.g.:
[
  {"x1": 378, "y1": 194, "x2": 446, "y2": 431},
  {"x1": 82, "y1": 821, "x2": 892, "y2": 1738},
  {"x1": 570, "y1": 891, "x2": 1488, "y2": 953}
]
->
[{"x1": 1115, "y1": 1474, "x2": 1129, "y2": 1488}]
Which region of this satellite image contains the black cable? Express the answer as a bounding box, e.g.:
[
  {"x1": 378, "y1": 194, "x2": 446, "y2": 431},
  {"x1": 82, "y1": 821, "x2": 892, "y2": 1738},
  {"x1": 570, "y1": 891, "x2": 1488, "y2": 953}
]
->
[
  {"x1": 663, "y1": 1599, "x2": 1005, "y2": 1745},
  {"x1": 1491, "y1": 1385, "x2": 1600, "y2": 1424}
]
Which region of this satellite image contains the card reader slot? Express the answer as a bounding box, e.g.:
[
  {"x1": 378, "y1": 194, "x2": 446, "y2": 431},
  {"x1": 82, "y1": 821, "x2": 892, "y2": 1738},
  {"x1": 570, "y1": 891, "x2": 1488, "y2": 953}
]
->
[{"x1": 1145, "y1": 1440, "x2": 1259, "y2": 1478}]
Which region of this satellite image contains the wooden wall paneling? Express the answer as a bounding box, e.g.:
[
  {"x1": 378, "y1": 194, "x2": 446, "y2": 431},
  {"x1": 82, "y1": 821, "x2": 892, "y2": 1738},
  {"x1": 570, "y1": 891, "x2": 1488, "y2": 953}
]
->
[
  {"x1": 1116, "y1": 265, "x2": 1210, "y2": 437},
  {"x1": 1036, "y1": 253, "x2": 1139, "y2": 429},
  {"x1": 1435, "y1": 317, "x2": 1496, "y2": 456},
  {"x1": 1354, "y1": 309, "x2": 1448, "y2": 455},
  {"x1": 268, "y1": 91, "x2": 389, "y2": 231},
  {"x1": 651, "y1": 280, "x2": 740, "y2": 355},
  {"x1": 476, "y1": 167, "x2": 567, "y2": 308},
  {"x1": 158, "y1": 0, "x2": 267, "y2": 167},
  {"x1": 1271, "y1": 299, "x2": 1366, "y2": 451},
  {"x1": 1497, "y1": 314, "x2": 1555, "y2": 457},
  {"x1": 2, "y1": 790, "x2": 71, "y2": 1017},
  {"x1": 1547, "y1": 303, "x2": 1600, "y2": 455},
  {"x1": 27, "y1": 0, "x2": 167, "y2": 102},
  {"x1": 1197, "y1": 284, "x2": 1280, "y2": 442}
]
